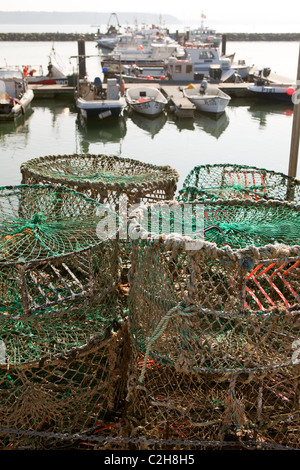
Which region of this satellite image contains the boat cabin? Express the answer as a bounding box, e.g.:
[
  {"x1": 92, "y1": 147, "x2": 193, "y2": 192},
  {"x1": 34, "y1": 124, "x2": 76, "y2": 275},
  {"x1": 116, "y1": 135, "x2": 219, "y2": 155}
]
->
[
  {"x1": 166, "y1": 48, "x2": 232, "y2": 82},
  {"x1": 0, "y1": 70, "x2": 27, "y2": 99}
]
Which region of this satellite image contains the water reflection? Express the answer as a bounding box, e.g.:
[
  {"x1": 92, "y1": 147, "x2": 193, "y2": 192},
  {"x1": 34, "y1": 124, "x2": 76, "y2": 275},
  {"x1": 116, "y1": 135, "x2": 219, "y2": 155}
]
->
[
  {"x1": 125, "y1": 109, "x2": 167, "y2": 138},
  {"x1": 194, "y1": 111, "x2": 230, "y2": 139},
  {"x1": 168, "y1": 110, "x2": 230, "y2": 139},
  {"x1": 0, "y1": 108, "x2": 34, "y2": 143},
  {"x1": 248, "y1": 101, "x2": 294, "y2": 128},
  {"x1": 168, "y1": 114, "x2": 195, "y2": 132},
  {"x1": 76, "y1": 114, "x2": 127, "y2": 153}
]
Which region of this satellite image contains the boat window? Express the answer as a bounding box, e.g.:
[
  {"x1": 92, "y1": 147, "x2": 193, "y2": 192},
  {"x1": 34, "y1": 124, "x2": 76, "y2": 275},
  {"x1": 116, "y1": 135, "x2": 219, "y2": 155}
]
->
[
  {"x1": 0, "y1": 70, "x2": 23, "y2": 79},
  {"x1": 186, "y1": 64, "x2": 193, "y2": 73},
  {"x1": 175, "y1": 65, "x2": 182, "y2": 73},
  {"x1": 198, "y1": 51, "x2": 215, "y2": 60}
]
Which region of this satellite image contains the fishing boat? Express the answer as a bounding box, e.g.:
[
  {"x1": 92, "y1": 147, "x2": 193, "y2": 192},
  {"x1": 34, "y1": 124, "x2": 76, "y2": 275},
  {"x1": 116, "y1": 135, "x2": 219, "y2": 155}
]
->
[
  {"x1": 183, "y1": 82, "x2": 231, "y2": 114},
  {"x1": 95, "y1": 12, "x2": 122, "y2": 50},
  {"x1": 101, "y1": 32, "x2": 185, "y2": 69},
  {"x1": 248, "y1": 81, "x2": 296, "y2": 103},
  {"x1": 125, "y1": 86, "x2": 168, "y2": 117},
  {"x1": 76, "y1": 77, "x2": 125, "y2": 120},
  {"x1": 25, "y1": 63, "x2": 69, "y2": 85},
  {"x1": 108, "y1": 45, "x2": 250, "y2": 85},
  {"x1": 0, "y1": 69, "x2": 34, "y2": 121},
  {"x1": 184, "y1": 13, "x2": 222, "y2": 48},
  {"x1": 23, "y1": 45, "x2": 70, "y2": 85}
]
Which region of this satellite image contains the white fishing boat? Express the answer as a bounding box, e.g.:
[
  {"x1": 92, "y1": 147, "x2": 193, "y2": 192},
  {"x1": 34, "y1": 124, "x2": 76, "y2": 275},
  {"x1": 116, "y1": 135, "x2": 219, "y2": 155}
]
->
[
  {"x1": 125, "y1": 86, "x2": 168, "y2": 117},
  {"x1": 184, "y1": 12, "x2": 222, "y2": 48},
  {"x1": 183, "y1": 82, "x2": 231, "y2": 114},
  {"x1": 101, "y1": 31, "x2": 185, "y2": 69},
  {"x1": 113, "y1": 45, "x2": 250, "y2": 85},
  {"x1": 76, "y1": 77, "x2": 125, "y2": 120},
  {"x1": 25, "y1": 63, "x2": 69, "y2": 85},
  {"x1": 24, "y1": 45, "x2": 70, "y2": 85},
  {"x1": 171, "y1": 47, "x2": 250, "y2": 81},
  {"x1": 0, "y1": 69, "x2": 34, "y2": 121}
]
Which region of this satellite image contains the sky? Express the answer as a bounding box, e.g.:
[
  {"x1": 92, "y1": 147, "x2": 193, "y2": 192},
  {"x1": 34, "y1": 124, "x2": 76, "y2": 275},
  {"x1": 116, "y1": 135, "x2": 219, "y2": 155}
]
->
[
  {"x1": 2, "y1": 1, "x2": 300, "y2": 30},
  {"x1": 0, "y1": 0, "x2": 300, "y2": 33}
]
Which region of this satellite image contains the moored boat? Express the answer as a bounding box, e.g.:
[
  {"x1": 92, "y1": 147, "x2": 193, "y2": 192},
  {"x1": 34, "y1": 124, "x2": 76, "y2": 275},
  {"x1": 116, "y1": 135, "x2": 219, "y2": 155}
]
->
[
  {"x1": 76, "y1": 77, "x2": 125, "y2": 120},
  {"x1": 23, "y1": 45, "x2": 70, "y2": 85},
  {"x1": 0, "y1": 69, "x2": 34, "y2": 121},
  {"x1": 183, "y1": 82, "x2": 231, "y2": 114},
  {"x1": 108, "y1": 45, "x2": 250, "y2": 85},
  {"x1": 125, "y1": 86, "x2": 168, "y2": 117},
  {"x1": 25, "y1": 63, "x2": 69, "y2": 85},
  {"x1": 248, "y1": 81, "x2": 296, "y2": 103}
]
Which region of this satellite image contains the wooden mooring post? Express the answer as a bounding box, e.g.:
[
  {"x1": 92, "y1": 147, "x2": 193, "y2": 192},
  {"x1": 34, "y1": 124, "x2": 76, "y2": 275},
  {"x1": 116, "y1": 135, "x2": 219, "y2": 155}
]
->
[{"x1": 288, "y1": 44, "x2": 300, "y2": 178}]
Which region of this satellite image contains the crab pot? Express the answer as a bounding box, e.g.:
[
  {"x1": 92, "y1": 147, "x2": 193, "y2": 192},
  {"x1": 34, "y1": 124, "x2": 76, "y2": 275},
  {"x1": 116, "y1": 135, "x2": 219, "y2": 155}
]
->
[
  {"x1": 20, "y1": 154, "x2": 179, "y2": 283},
  {"x1": 179, "y1": 163, "x2": 300, "y2": 203},
  {"x1": 0, "y1": 309, "x2": 131, "y2": 449},
  {"x1": 0, "y1": 185, "x2": 131, "y2": 448},
  {"x1": 0, "y1": 185, "x2": 121, "y2": 317},
  {"x1": 20, "y1": 154, "x2": 179, "y2": 207},
  {"x1": 126, "y1": 199, "x2": 300, "y2": 449}
]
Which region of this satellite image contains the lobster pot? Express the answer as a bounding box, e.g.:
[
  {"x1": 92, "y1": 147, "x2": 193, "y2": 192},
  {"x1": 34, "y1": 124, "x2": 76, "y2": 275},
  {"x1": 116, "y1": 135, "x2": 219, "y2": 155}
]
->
[
  {"x1": 20, "y1": 154, "x2": 179, "y2": 282},
  {"x1": 0, "y1": 185, "x2": 120, "y2": 317},
  {"x1": 0, "y1": 185, "x2": 130, "y2": 448},
  {"x1": 0, "y1": 309, "x2": 131, "y2": 449},
  {"x1": 179, "y1": 163, "x2": 300, "y2": 203},
  {"x1": 20, "y1": 154, "x2": 179, "y2": 207},
  {"x1": 126, "y1": 199, "x2": 300, "y2": 449}
]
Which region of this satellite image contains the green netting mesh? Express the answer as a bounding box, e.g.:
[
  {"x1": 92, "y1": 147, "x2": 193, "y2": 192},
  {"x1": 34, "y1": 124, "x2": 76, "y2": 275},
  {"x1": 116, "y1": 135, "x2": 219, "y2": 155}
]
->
[
  {"x1": 0, "y1": 184, "x2": 118, "y2": 265},
  {"x1": 130, "y1": 199, "x2": 300, "y2": 249},
  {"x1": 0, "y1": 184, "x2": 121, "y2": 316},
  {"x1": 0, "y1": 185, "x2": 130, "y2": 447},
  {"x1": 0, "y1": 307, "x2": 131, "y2": 446},
  {"x1": 178, "y1": 163, "x2": 300, "y2": 203},
  {"x1": 125, "y1": 200, "x2": 300, "y2": 448},
  {"x1": 20, "y1": 154, "x2": 179, "y2": 205}
]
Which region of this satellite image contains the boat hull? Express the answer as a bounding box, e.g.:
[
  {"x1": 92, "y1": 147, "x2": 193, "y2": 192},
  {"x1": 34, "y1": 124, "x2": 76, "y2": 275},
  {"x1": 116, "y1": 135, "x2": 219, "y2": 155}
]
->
[
  {"x1": 76, "y1": 97, "x2": 124, "y2": 120},
  {"x1": 189, "y1": 96, "x2": 230, "y2": 113},
  {"x1": 27, "y1": 77, "x2": 69, "y2": 85},
  {"x1": 0, "y1": 89, "x2": 34, "y2": 121},
  {"x1": 248, "y1": 85, "x2": 295, "y2": 103},
  {"x1": 127, "y1": 99, "x2": 166, "y2": 117},
  {"x1": 183, "y1": 87, "x2": 231, "y2": 114}
]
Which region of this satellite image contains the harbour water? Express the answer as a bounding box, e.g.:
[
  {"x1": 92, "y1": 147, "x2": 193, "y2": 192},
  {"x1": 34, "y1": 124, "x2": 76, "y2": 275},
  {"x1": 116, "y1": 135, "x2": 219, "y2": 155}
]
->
[{"x1": 0, "y1": 39, "x2": 299, "y2": 191}]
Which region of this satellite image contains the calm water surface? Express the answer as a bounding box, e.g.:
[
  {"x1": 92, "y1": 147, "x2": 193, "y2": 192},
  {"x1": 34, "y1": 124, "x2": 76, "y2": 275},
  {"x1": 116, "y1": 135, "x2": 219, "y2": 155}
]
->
[{"x1": 0, "y1": 40, "x2": 299, "y2": 191}]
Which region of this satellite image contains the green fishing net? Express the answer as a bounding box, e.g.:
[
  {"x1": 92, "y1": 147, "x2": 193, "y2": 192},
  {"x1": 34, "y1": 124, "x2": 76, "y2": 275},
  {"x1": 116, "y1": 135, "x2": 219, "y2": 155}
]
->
[
  {"x1": 130, "y1": 199, "x2": 300, "y2": 250},
  {"x1": 126, "y1": 199, "x2": 300, "y2": 448},
  {"x1": 179, "y1": 163, "x2": 300, "y2": 203},
  {"x1": 0, "y1": 185, "x2": 129, "y2": 442},
  {"x1": 0, "y1": 184, "x2": 120, "y2": 316},
  {"x1": 20, "y1": 153, "x2": 179, "y2": 204},
  {"x1": 0, "y1": 184, "x2": 118, "y2": 265}
]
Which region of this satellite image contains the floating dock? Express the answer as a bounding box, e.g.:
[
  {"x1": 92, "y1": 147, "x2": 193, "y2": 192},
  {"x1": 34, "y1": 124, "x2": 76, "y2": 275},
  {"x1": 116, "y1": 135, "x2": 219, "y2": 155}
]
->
[{"x1": 29, "y1": 84, "x2": 75, "y2": 98}]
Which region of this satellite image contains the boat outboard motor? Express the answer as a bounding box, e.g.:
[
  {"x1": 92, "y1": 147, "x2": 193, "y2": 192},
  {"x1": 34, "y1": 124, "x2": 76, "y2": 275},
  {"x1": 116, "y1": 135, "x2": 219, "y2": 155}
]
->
[
  {"x1": 200, "y1": 79, "x2": 208, "y2": 94},
  {"x1": 94, "y1": 76, "x2": 103, "y2": 97},
  {"x1": 263, "y1": 67, "x2": 271, "y2": 78}
]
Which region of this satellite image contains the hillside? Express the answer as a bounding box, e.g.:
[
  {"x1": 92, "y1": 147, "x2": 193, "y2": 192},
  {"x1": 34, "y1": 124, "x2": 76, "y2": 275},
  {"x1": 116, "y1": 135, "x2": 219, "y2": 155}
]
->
[{"x1": 0, "y1": 11, "x2": 180, "y2": 25}]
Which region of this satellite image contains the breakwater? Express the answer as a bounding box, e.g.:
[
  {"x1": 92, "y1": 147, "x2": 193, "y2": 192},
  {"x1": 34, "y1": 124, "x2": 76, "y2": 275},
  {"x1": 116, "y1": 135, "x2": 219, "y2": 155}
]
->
[{"x1": 0, "y1": 32, "x2": 300, "y2": 42}]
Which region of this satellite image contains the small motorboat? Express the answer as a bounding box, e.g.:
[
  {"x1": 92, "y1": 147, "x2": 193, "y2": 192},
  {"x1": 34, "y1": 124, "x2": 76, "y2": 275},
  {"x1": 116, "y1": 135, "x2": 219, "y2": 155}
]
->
[
  {"x1": 248, "y1": 81, "x2": 296, "y2": 103},
  {"x1": 183, "y1": 81, "x2": 231, "y2": 114},
  {"x1": 125, "y1": 85, "x2": 168, "y2": 117},
  {"x1": 76, "y1": 77, "x2": 125, "y2": 120},
  {"x1": 0, "y1": 69, "x2": 34, "y2": 121}
]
